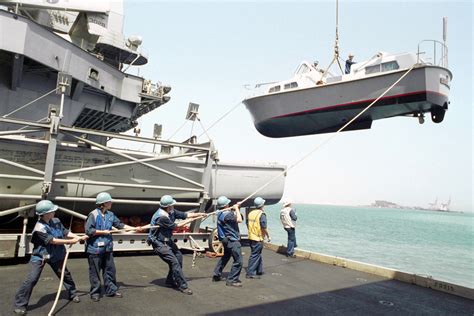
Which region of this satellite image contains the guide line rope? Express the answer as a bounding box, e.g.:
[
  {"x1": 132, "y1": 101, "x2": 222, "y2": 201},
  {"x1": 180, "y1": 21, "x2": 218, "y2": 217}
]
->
[{"x1": 47, "y1": 245, "x2": 72, "y2": 316}]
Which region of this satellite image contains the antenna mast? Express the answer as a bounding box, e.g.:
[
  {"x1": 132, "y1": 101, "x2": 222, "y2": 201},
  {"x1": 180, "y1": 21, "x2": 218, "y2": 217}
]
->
[
  {"x1": 335, "y1": 0, "x2": 340, "y2": 61},
  {"x1": 443, "y1": 17, "x2": 448, "y2": 67}
]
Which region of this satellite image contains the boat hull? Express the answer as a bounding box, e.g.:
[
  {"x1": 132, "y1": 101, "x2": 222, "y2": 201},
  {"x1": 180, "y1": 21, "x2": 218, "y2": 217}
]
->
[
  {"x1": 243, "y1": 66, "x2": 452, "y2": 137},
  {"x1": 0, "y1": 138, "x2": 286, "y2": 216}
]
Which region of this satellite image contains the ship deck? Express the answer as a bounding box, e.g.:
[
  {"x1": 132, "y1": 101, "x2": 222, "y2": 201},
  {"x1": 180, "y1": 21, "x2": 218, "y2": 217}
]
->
[{"x1": 0, "y1": 248, "x2": 472, "y2": 315}]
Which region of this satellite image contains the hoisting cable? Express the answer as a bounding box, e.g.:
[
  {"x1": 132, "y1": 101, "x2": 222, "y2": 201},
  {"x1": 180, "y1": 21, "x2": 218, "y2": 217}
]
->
[
  {"x1": 196, "y1": 115, "x2": 221, "y2": 211},
  {"x1": 17, "y1": 116, "x2": 49, "y2": 131},
  {"x1": 204, "y1": 64, "x2": 416, "y2": 217},
  {"x1": 196, "y1": 116, "x2": 213, "y2": 142},
  {"x1": 167, "y1": 120, "x2": 188, "y2": 141},
  {"x1": 197, "y1": 100, "x2": 242, "y2": 139},
  {"x1": 190, "y1": 119, "x2": 196, "y2": 139},
  {"x1": 322, "y1": 0, "x2": 344, "y2": 78},
  {"x1": 334, "y1": 0, "x2": 344, "y2": 74},
  {"x1": 2, "y1": 87, "x2": 58, "y2": 118}
]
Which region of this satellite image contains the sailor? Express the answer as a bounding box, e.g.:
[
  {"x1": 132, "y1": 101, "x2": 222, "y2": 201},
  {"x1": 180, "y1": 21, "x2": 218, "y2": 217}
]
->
[
  {"x1": 212, "y1": 196, "x2": 244, "y2": 287},
  {"x1": 280, "y1": 200, "x2": 298, "y2": 258},
  {"x1": 85, "y1": 192, "x2": 142, "y2": 302},
  {"x1": 345, "y1": 53, "x2": 356, "y2": 74},
  {"x1": 147, "y1": 195, "x2": 205, "y2": 295},
  {"x1": 246, "y1": 197, "x2": 270, "y2": 279},
  {"x1": 13, "y1": 200, "x2": 87, "y2": 315}
]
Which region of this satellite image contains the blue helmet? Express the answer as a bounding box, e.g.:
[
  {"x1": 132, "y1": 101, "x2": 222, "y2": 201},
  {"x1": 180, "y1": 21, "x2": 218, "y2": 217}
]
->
[
  {"x1": 160, "y1": 195, "x2": 176, "y2": 207},
  {"x1": 216, "y1": 196, "x2": 231, "y2": 209},
  {"x1": 254, "y1": 197, "x2": 266, "y2": 208},
  {"x1": 36, "y1": 200, "x2": 58, "y2": 215},
  {"x1": 96, "y1": 192, "x2": 112, "y2": 205}
]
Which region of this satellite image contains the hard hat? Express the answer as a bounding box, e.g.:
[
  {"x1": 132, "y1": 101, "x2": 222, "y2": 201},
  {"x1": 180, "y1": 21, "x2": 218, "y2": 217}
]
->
[
  {"x1": 254, "y1": 197, "x2": 266, "y2": 208},
  {"x1": 283, "y1": 200, "x2": 292, "y2": 207},
  {"x1": 348, "y1": 53, "x2": 354, "y2": 57},
  {"x1": 217, "y1": 196, "x2": 231, "y2": 208},
  {"x1": 96, "y1": 192, "x2": 112, "y2": 205},
  {"x1": 35, "y1": 200, "x2": 58, "y2": 215},
  {"x1": 160, "y1": 195, "x2": 176, "y2": 207}
]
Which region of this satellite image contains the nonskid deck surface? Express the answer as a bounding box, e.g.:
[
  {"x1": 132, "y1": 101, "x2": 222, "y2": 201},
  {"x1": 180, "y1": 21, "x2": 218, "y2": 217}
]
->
[{"x1": 0, "y1": 249, "x2": 472, "y2": 315}]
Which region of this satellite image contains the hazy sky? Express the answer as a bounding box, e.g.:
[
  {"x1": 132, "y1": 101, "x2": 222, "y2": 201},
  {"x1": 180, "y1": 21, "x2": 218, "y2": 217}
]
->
[{"x1": 122, "y1": 1, "x2": 472, "y2": 212}]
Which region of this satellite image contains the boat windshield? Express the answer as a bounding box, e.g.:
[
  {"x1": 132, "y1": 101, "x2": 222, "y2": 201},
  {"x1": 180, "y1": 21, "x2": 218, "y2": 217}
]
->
[{"x1": 295, "y1": 63, "x2": 311, "y2": 75}]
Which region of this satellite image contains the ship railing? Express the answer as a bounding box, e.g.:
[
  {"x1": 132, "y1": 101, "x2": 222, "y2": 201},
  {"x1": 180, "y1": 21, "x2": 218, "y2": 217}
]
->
[
  {"x1": 417, "y1": 40, "x2": 448, "y2": 68},
  {"x1": 243, "y1": 81, "x2": 278, "y2": 99},
  {"x1": 141, "y1": 80, "x2": 171, "y2": 98},
  {"x1": 141, "y1": 79, "x2": 159, "y2": 96}
]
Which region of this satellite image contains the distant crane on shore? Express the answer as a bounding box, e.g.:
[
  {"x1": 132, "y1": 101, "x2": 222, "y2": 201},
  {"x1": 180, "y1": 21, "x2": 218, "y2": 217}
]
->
[{"x1": 429, "y1": 197, "x2": 451, "y2": 211}]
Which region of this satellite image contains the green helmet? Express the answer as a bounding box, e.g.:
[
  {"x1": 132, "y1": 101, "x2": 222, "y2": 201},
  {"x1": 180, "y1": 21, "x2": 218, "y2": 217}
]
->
[
  {"x1": 254, "y1": 197, "x2": 266, "y2": 208},
  {"x1": 160, "y1": 195, "x2": 176, "y2": 207},
  {"x1": 217, "y1": 196, "x2": 231, "y2": 209},
  {"x1": 96, "y1": 192, "x2": 112, "y2": 205},
  {"x1": 35, "y1": 200, "x2": 58, "y2": 215}
]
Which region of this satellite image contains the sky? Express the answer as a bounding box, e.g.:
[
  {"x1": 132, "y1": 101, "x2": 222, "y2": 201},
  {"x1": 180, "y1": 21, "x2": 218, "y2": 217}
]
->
[{"x1": 121, "y1": 0, "x2": 472, "y2": 212}]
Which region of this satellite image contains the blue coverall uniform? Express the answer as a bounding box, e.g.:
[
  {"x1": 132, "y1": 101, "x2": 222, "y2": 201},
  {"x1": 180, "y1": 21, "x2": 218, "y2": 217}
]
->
[
  {"x1": 345, "y1": 59, "x2": 356, "y2": 74},
  {"x1": 213, "y1": 210, "x2": 243, "y2": 284},
  {"x1": 85, "y1": 208, "x2": 124, "y2": 299},
  {"x1": 147, "y1": 208, "x2": 189, "y2": 290},
  {"x1": 14, "y1": 218, "x2": 77, "y2": 310}
]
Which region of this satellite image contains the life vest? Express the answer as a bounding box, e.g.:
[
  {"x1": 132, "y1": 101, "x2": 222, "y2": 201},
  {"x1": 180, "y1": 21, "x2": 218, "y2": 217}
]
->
[
  {"x1": 86, "y1": 209, "x2": 115, "y2": 254},
  {"x1": 147, "y1": 208, "x2": 170, "y2": 244},
  {"x1": 247, "y1": 209, "x2": 264, "y2": 241},
  {"x1": 280, "y1": 207, "x2": 296, "y2": 228},
  {"x1": 217, "y1": 210, "x2": 240, "y2": 241},
  {"x1": 31, "y1": 218, "x2": 66, "y2": 263},
  {"x1": 217, "y1": 210, "x2": 229, "y2": 240}
]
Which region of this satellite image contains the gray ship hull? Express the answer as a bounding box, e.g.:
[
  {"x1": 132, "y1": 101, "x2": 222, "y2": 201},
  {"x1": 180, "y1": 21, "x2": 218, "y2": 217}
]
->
[{"x1": 243, "y1": 66, "x2": 451, "y2": 137}]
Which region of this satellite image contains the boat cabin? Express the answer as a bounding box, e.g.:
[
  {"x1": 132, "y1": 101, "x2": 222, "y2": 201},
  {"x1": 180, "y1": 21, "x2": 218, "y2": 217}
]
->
[{"x1": 266, "y1": 52, "x2": 423, "y2": 95}]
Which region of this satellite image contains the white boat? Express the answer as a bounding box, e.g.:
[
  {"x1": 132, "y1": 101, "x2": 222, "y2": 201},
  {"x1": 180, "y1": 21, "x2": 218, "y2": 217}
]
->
[{"x1": 243, "y1": 12, "x2": 452, "y2": 138}]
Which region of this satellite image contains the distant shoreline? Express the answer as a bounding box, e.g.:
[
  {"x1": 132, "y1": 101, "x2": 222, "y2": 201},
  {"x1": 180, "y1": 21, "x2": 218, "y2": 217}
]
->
[
  {"x1": 275, "y1": 203, "x2": 467, "y2": 214},
  {"x1": 364, "y1": 205, "x2": 464, "y2": 214}
]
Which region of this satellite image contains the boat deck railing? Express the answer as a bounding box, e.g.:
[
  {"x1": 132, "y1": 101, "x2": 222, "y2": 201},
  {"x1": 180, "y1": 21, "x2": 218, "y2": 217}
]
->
[{"x1": 417, "y1": 40, "x2": 448, "y2": 68}]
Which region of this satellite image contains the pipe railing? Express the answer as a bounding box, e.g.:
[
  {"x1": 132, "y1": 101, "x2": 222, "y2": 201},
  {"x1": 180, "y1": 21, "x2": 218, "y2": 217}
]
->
[{"x1": 417, "y1": 40, "x2": 448, "y2": 68}]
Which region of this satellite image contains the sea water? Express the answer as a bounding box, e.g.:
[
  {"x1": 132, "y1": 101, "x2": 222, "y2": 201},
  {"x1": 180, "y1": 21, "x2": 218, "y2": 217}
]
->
[{"x1": 257, "y1": 204, "x2": 473, "y2": 288}]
